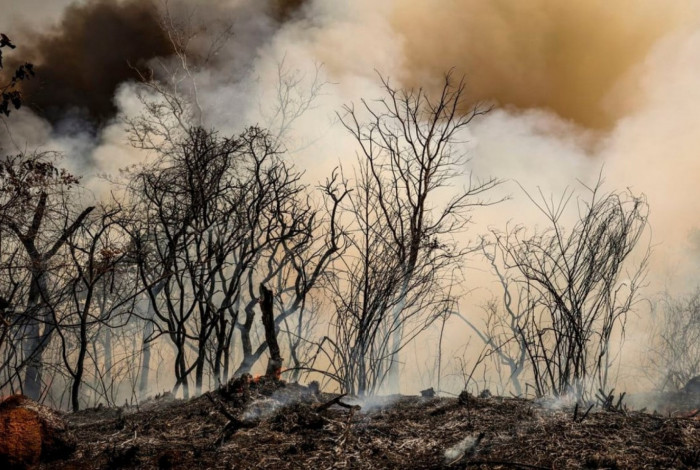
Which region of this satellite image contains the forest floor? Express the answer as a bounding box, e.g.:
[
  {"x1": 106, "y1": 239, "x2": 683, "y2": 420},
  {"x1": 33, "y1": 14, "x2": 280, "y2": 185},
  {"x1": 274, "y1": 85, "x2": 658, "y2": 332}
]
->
[{"x1": 39, "y1": 377, "x2": 700, "y2": 470}]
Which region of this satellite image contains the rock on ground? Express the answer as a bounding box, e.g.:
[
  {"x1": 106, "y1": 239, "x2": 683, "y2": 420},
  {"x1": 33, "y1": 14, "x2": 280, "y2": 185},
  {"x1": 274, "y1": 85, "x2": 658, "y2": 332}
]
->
[{"x1": 0, "y1": 395, "x2": 75, "y2": 469}]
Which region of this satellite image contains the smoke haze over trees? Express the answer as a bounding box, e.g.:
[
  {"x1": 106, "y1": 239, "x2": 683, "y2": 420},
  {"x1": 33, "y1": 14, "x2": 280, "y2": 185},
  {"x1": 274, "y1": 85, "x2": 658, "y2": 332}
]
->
[{"x1": 0, "y1": 0, "x2": 699, "y2": 410}]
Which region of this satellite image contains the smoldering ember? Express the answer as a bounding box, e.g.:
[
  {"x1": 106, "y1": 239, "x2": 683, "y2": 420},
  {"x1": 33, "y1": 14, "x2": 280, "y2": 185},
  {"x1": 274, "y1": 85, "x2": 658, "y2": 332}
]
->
[{"x1": 0, "y1": 1, "x2": 699, "y2": 469}]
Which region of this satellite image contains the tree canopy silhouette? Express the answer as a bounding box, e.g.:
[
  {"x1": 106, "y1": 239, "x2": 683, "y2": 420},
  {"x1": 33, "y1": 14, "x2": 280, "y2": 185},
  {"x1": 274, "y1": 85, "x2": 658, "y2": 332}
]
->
[{"x1": 0, "y1": 33, "x2": 34, "y2": 117}]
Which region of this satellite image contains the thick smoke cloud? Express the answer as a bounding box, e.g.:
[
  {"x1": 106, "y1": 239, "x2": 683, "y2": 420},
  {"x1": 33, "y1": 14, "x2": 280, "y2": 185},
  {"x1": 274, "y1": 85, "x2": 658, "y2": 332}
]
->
[
  {"x1": 17, "y1": 0, "x2": 173, "y2": 126},
  {"x1": 270, "y1": 0, "x2": 308, "y2": 22},
  {"x1": 393, "y1": 0, "x2": 695, "y2": 129},
  {"x1": 7, "y1": 0, "x2": 309, "y2": 127}
]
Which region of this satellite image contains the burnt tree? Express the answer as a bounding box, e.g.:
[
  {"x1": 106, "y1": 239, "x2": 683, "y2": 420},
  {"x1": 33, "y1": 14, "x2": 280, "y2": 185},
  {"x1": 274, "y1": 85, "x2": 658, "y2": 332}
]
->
[
  {"x1": 0, "y1": 153, "x2": 94, "y2": 400},
  {"x1": 259, "y1": 284, "x2": 283, "y2": 378}
]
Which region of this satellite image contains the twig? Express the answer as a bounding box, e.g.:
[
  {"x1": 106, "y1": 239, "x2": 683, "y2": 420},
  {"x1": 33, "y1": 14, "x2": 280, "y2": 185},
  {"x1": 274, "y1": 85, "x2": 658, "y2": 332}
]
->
[
  {"x1": 315, "y1": 393, "x2": 349, "y2": 412},
  {"x1": 335, "y1": 401, "x2": 361, "y2": 411},
  {"x1": 205, "y1": 392, "x2": 256, "y2": 442},
  {"x1": 205, "y1": 392, "x2": 236, "y2": 422},
  {"x1": 574, "y1": 404, "x2": 594, "y2": 423}
]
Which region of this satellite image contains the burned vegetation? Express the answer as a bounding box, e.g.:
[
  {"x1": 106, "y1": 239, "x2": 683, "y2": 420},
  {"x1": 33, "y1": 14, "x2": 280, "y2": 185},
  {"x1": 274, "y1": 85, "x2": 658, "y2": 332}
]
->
[{"x1": 22, "y1": 379, "x2": 700, "y2": 469}]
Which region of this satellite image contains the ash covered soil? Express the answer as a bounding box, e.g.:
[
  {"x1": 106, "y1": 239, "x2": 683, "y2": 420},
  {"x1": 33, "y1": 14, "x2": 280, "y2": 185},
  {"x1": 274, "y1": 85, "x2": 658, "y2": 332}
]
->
[{"x1": 42, "y1": 378, "x2": 700, "y2": 470}]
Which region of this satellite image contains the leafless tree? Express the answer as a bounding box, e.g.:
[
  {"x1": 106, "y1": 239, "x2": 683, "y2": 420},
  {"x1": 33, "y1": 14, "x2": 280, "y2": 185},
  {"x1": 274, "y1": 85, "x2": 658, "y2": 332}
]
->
[
  {"x1": 262, "y1": 57, "x2": 328, "y2": 149},
  {"x1": 0, "y1": 231, "x2": 29, "y2": 392},
  {"x1": 127, "y1": 126, "x2": 249, "y2": 397},
  {"x1": 647, "y1": 289, "x2": 700, "y2": 391},
  {"x1": 232, "y1": 170, "x2": 348, "y2": 379},
  {"x1": 322, "y1": 72, "x2": 501, "y2": 395},
  {"x1": 485, "y1": 179, "x2": 649, "y2": 398},
  {"x1": 55, "y1": 204, "x2": 140, "y2": 411},
  {"x1": 121, "y1": 9, "x2": 343, "y2": 396},
  {"x1": 453, "y1": 296, "x2": 528, "y2": 396},
  {"x1": 125, "y1": 115, "x2": 347, "y2": 397},
  {"x1": 0, "y1": 152, "x2": 94, "y2": 400}
]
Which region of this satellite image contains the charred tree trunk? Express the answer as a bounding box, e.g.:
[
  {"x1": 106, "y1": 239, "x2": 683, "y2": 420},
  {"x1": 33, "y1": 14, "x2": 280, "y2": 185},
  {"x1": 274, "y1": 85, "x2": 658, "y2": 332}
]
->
[
  {"x1": 195, "y1": 321, "x2": 207, "y2": 394},
  {"x1": 213, "y1": 313, "x2": 235, "y2": 386},
  {"x1": 71, "y1": 320, "x2": 88, "y2": 412},
  {"x1": 259, "y1": 284, "x2": 283, "y2": 379},
  {"x1": 234, "y1": 304, "x2": 256, "y2": 376}
]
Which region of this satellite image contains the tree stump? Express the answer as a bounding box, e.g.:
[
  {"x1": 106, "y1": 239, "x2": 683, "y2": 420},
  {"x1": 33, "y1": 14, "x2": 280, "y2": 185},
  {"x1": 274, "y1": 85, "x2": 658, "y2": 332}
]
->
[{"x1": 0, "y1": 395, "x2": 75, "y2": 469}]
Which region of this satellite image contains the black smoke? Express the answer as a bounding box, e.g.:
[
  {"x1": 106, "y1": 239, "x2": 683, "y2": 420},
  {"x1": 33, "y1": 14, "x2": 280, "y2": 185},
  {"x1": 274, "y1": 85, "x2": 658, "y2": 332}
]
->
[
  {"x1": 16, "y1": 0, "x2": 173, "y2": 127},
  {"x1": 12, "y1": 0, "x2": 310, "y2": 129},
  {"x1": 269, "y1": 0, "x2": 308, "y2": 22}
]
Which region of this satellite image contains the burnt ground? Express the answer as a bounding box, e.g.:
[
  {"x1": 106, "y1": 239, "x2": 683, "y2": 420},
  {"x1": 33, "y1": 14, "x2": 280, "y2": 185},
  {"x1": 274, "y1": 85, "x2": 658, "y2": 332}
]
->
[{"x1": 39, "y1": 378, "x2": 700, "y2": 470}]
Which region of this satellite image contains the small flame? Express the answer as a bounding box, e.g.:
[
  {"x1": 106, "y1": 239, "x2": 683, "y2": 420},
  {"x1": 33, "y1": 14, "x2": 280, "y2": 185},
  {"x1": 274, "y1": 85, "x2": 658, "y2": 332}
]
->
[
  {"x1": 254, "y1": 368, "x2": 285, "y2": 382},
  {"x1": 243, "y1": 369, "x2": 285, "y2": 387}
]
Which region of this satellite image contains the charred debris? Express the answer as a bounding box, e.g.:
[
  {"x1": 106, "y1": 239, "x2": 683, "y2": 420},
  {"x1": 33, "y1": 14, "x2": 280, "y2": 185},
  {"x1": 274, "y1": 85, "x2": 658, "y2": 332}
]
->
[{"x1": 1, "y1": 376, "x2": 697, "y2": 469}]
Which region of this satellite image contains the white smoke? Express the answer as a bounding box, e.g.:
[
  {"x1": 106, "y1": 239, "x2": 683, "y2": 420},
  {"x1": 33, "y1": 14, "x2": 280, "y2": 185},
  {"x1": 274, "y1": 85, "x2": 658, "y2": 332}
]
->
[{"x1": 2, "y1": 0, "x2": 700, "y2": 395}]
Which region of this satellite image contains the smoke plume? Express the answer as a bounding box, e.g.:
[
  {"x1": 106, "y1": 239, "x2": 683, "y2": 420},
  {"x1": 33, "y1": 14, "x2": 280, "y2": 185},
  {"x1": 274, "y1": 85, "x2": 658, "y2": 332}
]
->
[
  {"x1": 17, "y1": 0, "x2": 172, "y2": 126},
  {"x1": 7, "y1": 0, "x2": 309, "y2": 127},
  {"x1": 393, "y1": 0, "x2": 695, "y2": 129},
  {"x1": 269, "y1": 0, "x2": 308, "y2": 22}
]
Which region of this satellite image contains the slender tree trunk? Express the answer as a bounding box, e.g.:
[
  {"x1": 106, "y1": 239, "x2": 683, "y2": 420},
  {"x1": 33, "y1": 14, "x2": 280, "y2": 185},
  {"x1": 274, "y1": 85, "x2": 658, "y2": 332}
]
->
[
  {"x1": 386, "y1": 279, "x2": 410, "y2": 394},
  {"x1": 173, "y1": 346, "x2": 189, "y2": 399},
  {"x1": 260, "y1": 284, "x2": 282, "y2": 379},
  {"x1": 138, "y1": 283, "x2": 162, "y2": 397},
  {"x1": 222, "y1": 346, "x2": 230, "y2": 383},
  {"x1": 138, "y1": 321, "x2": 153, "y2": 396},
  {"x1": 22, "y1": 320, "x2": 42, "y2": 400},
  {"x1": 195, "y1": 343, "x2": 205, "y2": 394},
  {"x1": 213, "y1": 313, "x2": 231, "y2": 386},
  {"x1": 103, "y1": 327, "x2": 112, "y2": 394},
  {"x1": 72, "y1": 324, "x2": 88, "y2": 411},
  {"x1": 235, "y1": 307, "x2": 256, "y2": 376},
  {"x1": 22, "y1": 271, "x2": 50, "y2": 401},
  {"x1": 437, "y1": 314, "x2": 447, "y2": 395}
]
